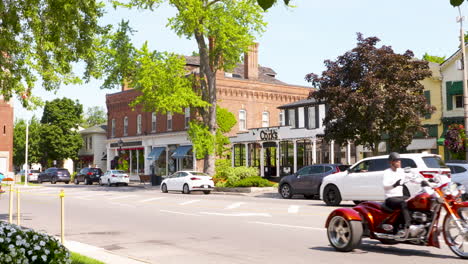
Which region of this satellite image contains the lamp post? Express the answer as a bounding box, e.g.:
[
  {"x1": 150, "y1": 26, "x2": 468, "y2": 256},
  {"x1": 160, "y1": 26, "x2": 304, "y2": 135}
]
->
[
  {"x1": 117, "y1": 138, "x2": 123, "y2": 154},
  {"x1": 457, "y1": 7, "x2": 468, "y2": 161}
]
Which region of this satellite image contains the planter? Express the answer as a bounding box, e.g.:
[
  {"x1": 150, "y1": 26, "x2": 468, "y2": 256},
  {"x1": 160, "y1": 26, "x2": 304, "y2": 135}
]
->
[{"x1": 214, "y1": 186, "x2": 277, "y2": 193}]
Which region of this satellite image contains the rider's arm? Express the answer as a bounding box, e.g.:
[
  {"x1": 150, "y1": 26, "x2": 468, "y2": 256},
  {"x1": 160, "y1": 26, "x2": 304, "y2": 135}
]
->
[{"x1": 383, "y1": 170, "x2": 399, "y2": 191}]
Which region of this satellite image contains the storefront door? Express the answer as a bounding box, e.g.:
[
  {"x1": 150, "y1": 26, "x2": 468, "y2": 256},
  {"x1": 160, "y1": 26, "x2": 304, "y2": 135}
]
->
[{"x1": 263, "y1": 142, "x2": 277, "y2": 177}]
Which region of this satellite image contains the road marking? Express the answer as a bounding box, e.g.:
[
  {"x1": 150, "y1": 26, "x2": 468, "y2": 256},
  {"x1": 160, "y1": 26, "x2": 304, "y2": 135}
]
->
[
  {"x1": 248, "y1": 221, "x2": 325, "y2": 231},
  {"x1": 179, "y1": 200, "x2": 200, "y2": 205},
  {"x1": 139, "y1": 197, "x2": 166, "y2": 203},
  {"x1": 288, "y1": 205, "x2": 300, "y2": 214},
  {"x1": 224, "y1": 202, "x2": 245, "y2": 210},
  {"x1": 160, "y1": 210, "x2": 200, "y2": 216},
  {"x1": 200, "y1": 212, "x2": 272, "y2": 217},
  {"x1": 108, "y1": 195, "x2": 138, "y2": 200}
]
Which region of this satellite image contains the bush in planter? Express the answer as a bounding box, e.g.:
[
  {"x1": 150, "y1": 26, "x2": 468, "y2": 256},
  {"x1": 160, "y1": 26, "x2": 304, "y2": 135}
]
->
[
  {"x1": 227, "y1": 176, "x2": 275, "y2": 188},
  {"x1": 0, "y1": 221, "x2": 71, "y2": 263}
]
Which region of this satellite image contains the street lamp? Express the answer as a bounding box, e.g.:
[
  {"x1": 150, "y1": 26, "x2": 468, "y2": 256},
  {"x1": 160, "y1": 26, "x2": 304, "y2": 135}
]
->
[
  {"x1": 117, "y1": 139, "x2": 124, "y2": 153},
  {"x1": 456, "y1": 7, "x2": 468, "y2": 161}
]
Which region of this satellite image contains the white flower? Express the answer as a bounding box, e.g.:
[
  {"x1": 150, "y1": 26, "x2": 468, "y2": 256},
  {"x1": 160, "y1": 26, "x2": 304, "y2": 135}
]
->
[
  {"x1": 8, "y1": 244, "x2": 14, "y2": 249},
  {"x1": 41, "y1": 255, "x2": 47, "y2": 261},
  {"x1": 33, "y1": 245, "x2": 40, "y2": 251},
  {"x1": 44, "y1": 249, "x2": 50, "y2": 255},
  {"x1": 39, "y1": 240, "x2": 45, "y2": 246},
  {"x1": 31, "y1": 256, "x2": 37, "y2": 261},
  {"x1": 27, "y1": 250, "x2": 32, "y2": 255},
  {"x1": 32, "y1": 235, "x2": 38, "y2": 241}
]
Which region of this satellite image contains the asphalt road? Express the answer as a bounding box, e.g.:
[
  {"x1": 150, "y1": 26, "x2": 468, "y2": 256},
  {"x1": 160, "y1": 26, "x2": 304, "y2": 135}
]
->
[{"x1": 0, "y1": 183, "x2": 467, "y2": 264}]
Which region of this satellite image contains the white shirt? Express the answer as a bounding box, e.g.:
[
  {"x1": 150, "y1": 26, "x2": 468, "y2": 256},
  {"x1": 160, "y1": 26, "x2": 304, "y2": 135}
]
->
[{"x1": 382, "y1": 168, "x2": 406, "y2": 198}]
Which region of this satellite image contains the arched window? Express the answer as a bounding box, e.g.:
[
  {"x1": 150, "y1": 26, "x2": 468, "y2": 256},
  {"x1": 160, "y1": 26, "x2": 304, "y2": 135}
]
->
[
  {"x1": 262, "y1": 112, "x2": 269, "y2": 127},
  {"x1": 111, "y1": 119, "x2": 116, "y2": 137},
  {"x1": 123, "y1": 116, "x2": 128, "y2": 136},
  {"x1": 167, "y1": 112, "x2": 173, "y2": 131},
  {"x1": 137, "y1": 114, "x2": 142, "y2": 134},
  {"x1": 151, "y1": 112, "x2": 157, "y2": 132},
  {"x1": 239, "y1": 110, "x2": 247, "y2": 131}
]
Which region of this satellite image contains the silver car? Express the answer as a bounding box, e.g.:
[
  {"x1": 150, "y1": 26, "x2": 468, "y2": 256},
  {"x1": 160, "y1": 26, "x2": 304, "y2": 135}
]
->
[{"x1": 27, "y1": 170, "x2": 41, "y2": 182}]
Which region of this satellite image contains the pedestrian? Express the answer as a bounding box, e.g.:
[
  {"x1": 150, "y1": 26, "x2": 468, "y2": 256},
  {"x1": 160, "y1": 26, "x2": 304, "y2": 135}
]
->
[{"x1": 0, "y1": 171, "x2": 5, "y2": 193}]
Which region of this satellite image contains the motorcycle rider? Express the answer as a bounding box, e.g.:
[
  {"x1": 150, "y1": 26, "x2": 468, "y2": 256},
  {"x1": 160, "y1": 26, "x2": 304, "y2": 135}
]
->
[{"x1": 382, "y1": 152, "x2": 411, "y2": 235}]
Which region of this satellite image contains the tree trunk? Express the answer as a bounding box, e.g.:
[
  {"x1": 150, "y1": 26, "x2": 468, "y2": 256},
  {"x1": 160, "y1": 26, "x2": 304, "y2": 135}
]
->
[{"x1": 372, "y1": 141, "x2": 379, "y2": 157}]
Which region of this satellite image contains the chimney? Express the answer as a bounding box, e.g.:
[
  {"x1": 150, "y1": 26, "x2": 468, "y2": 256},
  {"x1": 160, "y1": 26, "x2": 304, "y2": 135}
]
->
[
  {"x1": 244, "y1": 43, "x2": 259, "y2": 80},
  {"x1": 122, "y1": 79, "x2": 132, "y2": 91}
]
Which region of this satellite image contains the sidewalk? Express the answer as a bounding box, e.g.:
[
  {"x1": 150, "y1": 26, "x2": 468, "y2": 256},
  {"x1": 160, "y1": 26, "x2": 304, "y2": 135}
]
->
[{"x1": 65, "y1": 240, "x2": 150, "y2": 264}]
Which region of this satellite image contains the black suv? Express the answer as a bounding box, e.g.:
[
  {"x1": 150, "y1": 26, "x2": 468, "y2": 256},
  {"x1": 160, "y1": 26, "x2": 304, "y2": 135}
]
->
[
  {"x1": 38, "y1": 168, "x2": 71, "y2": 184},
  {"x1": 75, "y1": 168, "x2": 103, "y2": 185}
]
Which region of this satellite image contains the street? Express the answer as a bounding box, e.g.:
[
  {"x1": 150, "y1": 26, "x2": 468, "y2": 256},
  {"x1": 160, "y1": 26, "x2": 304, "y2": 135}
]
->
[{"x1": 0, "y1": 183, "x2": 466, "y2": 264}]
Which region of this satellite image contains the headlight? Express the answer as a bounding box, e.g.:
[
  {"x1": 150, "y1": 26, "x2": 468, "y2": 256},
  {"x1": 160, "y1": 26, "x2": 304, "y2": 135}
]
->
[{"x1": 442, "y1": 183, "x2": 462, "y2": 196}]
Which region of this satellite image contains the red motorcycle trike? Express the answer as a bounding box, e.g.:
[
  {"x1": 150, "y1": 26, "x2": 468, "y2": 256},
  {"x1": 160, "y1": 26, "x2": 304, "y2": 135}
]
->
[{"x1": 325, "y1": 173, "x2": 468, "y2": 258}]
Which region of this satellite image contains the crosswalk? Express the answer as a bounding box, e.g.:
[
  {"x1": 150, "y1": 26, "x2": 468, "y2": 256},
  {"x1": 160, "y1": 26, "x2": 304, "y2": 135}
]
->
[{"x1": 12, "y1": 187, "x2": 315, "y2": 216}]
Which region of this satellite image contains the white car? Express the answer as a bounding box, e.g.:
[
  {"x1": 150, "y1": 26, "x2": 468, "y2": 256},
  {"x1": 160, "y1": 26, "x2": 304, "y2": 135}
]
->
[
  {"x1": 100, "y1": 170, "x2": 129, "y2": 186},
  {"x1": 161, "y1": 171, "x2": 214, "y2": 194},
  {"x1": 26, "y1": 170, "x2": 41, "y2": 182},
  {"x1": 447, "y1": 162, "x2": 468, "y2": 192},
  {"x1": 319, "y1": 153, "x2": 451, "y2": 206}
]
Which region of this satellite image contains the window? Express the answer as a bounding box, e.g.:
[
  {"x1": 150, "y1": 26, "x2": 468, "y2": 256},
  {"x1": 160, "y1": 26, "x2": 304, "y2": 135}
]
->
[
  {"x1": 455, "y1": 95, "x2": 463, "y2": 109},
  {"x1": 167, "y1": 112, "x2": 172, "y2": 131},
  {"x1": 298, "y1": 107, "x2": 305, "y2": 128},
  {"x1": 309, "y1": 166, "x2": 324, "y2": 174},
  {"x1": 350, "y1": 160, "x2": 372, "y2": 173},
  {"x1": 111, "y1": 119, "x2": 116, "y2": 138},
  {"x1": 137, "y1": 114, "x2": 142, "y2": 134},
  {"x1": 185, "y1": 108, "x2": 190, "y2": 129},
  {"x1": 369, "y1": 159, "x2": 389, "y2": 171},
  {"x1": 123, "y1": 117, "x2": 128, "y2": 136},
  {"x1": 3, "y1": 125, "x2": 5, "y2": 135},
  {"x1": 308, "y1": 107, "x2": 316, "y2": 129},
  {"x1": 422, "y1": 156, "x2": 447, "y2": 168},
  {"x1": 88, "y1": 137, "x2": 92, "y2": 150},
  {"x1": 279, "y1": 110, "x2": 284, "y2": 126},
  {"x1": 288, "y1": 109, "x2": 295, "y2": 128},
  {"x1": 239, "y1": 110, "x2": 247, "y2": 131},
  {"x1": 262, "y1": 112, "x2": 269, "y2": 127},
  {"x1": 151, "y1": 112, "x2": 157, "y2": 132},
  {"x1": 401, "y1": 158, "x2": 417, "y2": 168},
  {"x1": 296, "y1": 166, "x2": 311, "y2": 176}
]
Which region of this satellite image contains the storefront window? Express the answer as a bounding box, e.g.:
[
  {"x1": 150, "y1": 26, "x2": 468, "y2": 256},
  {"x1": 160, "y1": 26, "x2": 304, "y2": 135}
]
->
[
  {"x1": 234, "y1": 144, "x2": 246, "y2": 167},
  {"x1": 280, "y1": 141, "x2": 294, "y2": 176},
  {"x1": 297, "y1": 140, "x2": 312, "y2": 170},
  {"x1": 181, "y1": 149, "x2": 194, "y2": 170},
  {"x1": 168, "y1": 145, "x2": 177, "y2": 174},
  {"x1": 249, "y1": 143, "x2": 261, "y2": 169}
]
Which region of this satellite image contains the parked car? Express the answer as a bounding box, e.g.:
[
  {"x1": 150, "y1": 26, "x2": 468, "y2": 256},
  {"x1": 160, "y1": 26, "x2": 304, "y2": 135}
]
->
[
  {"x1": 100, "y1": 170, "x2": 129, "y2": 186},
  {"x1": 161, "y1": 171, "x2": 214, "y2": 194},
  {"x1": 26, "y1": 170, "x2": 41, "y2": 182},
  {"x1": 75, "y1": 167, "x2": 103, "y2": 185},
  {"x1": 319, "y1": 153, "x2": 451, "y2": 206},
  {"x1": 278, "y1": 164, "x2": 349, "y2": 199},
  {"x1": 37, "y1": 168, "x2": 71, "y2": 184},
  {"x1": 446, "y1": 161, "x2": 468, "y2": 195}
]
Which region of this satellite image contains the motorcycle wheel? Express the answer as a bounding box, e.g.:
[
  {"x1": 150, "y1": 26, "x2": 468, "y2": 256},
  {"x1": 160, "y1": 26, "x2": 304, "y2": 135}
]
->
[
  {"x1": 327, "y1": 215, "x2": 363, "y2": 252},
  {"x1": 443, "y1": 209, "x2": 468, "y2": 259}
]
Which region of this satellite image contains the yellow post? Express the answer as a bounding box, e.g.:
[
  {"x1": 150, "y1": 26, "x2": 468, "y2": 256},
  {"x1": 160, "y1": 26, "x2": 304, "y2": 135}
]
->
[
  {"x1": 60, "y1": 189, "x2": 65, "y2": 244},
  {"x1": 8, "y1": 185, "x2": 13, "y2": 224},
  {"x1": 16, "y1": 189, "x2": 20, "y2": 226}
]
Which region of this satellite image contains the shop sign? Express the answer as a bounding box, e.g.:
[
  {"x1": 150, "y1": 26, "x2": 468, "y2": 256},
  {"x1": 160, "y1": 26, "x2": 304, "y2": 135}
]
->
[{"x1": 259, "y1": 128, "x2": 279, "y2": 141}]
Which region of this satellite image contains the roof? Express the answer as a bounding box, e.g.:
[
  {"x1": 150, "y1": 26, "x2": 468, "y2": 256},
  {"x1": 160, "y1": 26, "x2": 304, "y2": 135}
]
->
[
  {"x1": 79, "y1": 124, "x2": 107, "y2": 134},
  {"x1": 277, "y1": 98, "x2": 319, "y2": 109},
  {"x1": 441, "y1": 43, "x2": 468, "y2": 69}
]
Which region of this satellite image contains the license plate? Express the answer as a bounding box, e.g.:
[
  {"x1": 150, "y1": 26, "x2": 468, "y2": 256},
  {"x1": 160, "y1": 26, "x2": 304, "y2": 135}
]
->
[{"x1": 204, "y1": 185, "x2": 208, "y2": 188}]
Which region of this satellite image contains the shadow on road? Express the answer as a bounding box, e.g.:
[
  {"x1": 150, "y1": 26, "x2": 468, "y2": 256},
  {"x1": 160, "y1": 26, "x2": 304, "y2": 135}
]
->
[
  {"x1": 310, "y1": 240, "x2": 458, "y2": 260},
  {"x1": 31, "y1": 183, "x2": 149, "y2": 193}
]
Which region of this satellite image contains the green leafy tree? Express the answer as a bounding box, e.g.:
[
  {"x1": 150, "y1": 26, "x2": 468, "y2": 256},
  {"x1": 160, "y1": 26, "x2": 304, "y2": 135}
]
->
[
  {"x1": 82, "y1": 106, "x2": 107, "y2": 128},
  {"x1": 451, "y1": 0, "x2": 464, "y2": 7},
  {"x1": 306, "y1": 33, "x2": 433, "y2": 155},
  {"x1": 256, "y1": 0, "x2": 291, "y2": 10},
  {"x1": 0, "y1": 0, "x2": 106, "y2": 107},
  {"x1": 422, "y1": 53, "x2": 446, "y2": 64},
  {"x1": 113, "y1": 0, "x2": 266, "y2": 175},
  {"x1": 13, "y1": 117, "x2": 42, "y2": 168},
  {"x1": 40, "y1": 98, "x2": 84, "y2": 167}
]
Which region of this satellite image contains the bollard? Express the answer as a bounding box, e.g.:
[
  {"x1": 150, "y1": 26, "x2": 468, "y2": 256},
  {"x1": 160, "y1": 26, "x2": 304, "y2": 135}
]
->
[
  {"x1": 60, "y1": 189, "x2": 65, "y2": 244},
  {"x1": 9, "y1": 185, "x2": 13, "y2": 224},
  {"x1": 16, "y1": 189, "x2": 20, "y2": 226}
]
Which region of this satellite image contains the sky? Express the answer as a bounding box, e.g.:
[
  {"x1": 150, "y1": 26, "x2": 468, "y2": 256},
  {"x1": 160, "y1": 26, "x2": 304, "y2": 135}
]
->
[{"x1": 13, "y1": 0, "x2": 468, "y2": 120}]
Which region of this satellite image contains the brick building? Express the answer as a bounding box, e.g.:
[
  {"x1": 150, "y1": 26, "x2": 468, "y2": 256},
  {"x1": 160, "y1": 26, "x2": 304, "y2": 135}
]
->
[
  {"x1": 0, "y1": 96, "x2": 14, "y2": 175},
  {"x1": 105, "y1": 44, "x2": 312, "y2": 179}
]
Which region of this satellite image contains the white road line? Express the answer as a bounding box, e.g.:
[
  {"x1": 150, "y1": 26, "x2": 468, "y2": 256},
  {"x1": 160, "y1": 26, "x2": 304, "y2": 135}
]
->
[
  {"x1": 108, "y1": 195, "x2": 138, "y2": 200},
  {"x1": 160, "y1": 210, "x2": 200, "y2": 216},
  {"x1": 200, "y1": 212, "x2": 272, "y2": 217},
  {"x1": 288, "y1": 205, "x2": 300, "y2": 214},
  {"x1": 224, "y1": 202, "x2": 245, "y2": 210},
  {"x1": 249, "y1": 221, "x2": 324, "y2": 231},
  {"x1": 179, "y1": 200, "x2": 200, "y2": 205},
  {"x1": 139, "y1": 197, "x2": 166, "y2": 203}
]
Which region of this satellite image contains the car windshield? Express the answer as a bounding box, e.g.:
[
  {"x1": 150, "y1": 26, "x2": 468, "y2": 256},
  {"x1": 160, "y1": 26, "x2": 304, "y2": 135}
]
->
[
  {"x1": 30, "y1": 170, "x2": 40, "y2": 173},
  {"x1": 91, "y1": 168, "x2": 102, "y2": 173},
  {"x1": 422, "y1": 156, "x2": 448, "y2": 168},
  {"x1": 190, "y1": 172, "x2": 210, "y2": 176},
  {"x1": 113, "y1": 170, "x2": 125, "y2": 174}
]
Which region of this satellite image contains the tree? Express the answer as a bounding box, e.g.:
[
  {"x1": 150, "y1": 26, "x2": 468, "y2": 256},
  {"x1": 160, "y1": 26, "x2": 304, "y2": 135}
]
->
[
  {"x1": 306, "y1": 33, "x2": 433, "y2": 155},
  {"x1": 13, "y1": 117, "x2": 42, "y2": 168},
  {"x1": 0, "y1": 0, "x2": 106, "y2": 107},
  {"x1": 113, "y1": 1, "x2": 266, "y2": 175},
  {"x1": 82, "y1": 106, "x2": 107, "y2": 128},
  {"x1": 451, "y1": 0, "x2": 464, "y2": 7},
  {"x1": 445, "y1": 124, "x2": 466, "y2": 160},
  {"x1": 422, "y1": 53, "x2": 446, "y2": 64},
  {"x1": 256, "y1": 0, "x2": 291, "y2": 10},
  {"x1": 40, "y1": 98, "x2": 84, "y2": 167}
]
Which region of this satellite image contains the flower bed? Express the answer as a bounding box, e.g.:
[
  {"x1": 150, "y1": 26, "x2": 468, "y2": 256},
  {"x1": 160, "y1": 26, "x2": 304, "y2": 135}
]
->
[{"x1": 0, "y1": 221, "x2": 71, "y2": 263}]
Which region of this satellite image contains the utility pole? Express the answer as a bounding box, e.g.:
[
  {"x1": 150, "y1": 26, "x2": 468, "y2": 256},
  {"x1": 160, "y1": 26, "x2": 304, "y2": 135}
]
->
[
  {"x1": 24, "y1": 120, "x2": 29, "y2": 186},
  {"x1": 457, "y1": 7, "x2": 468, "y2": 161}
]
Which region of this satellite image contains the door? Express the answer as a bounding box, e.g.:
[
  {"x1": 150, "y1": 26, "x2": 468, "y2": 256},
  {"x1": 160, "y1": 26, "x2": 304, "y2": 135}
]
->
[
  {"x1": 289, "y1": 166, "x2": 312, "y2": 192},
  {"x1": 342, "y1": 160, "x2": 373, "y2": 199},
  {"x1": 264, "y1": 145, "x2": 277, "y2": 177},
  {"x1": 363, "y1": 158, "x2": 389, "y2": 200},
  {"x1": 297, "y1": 166, "x2": 323, "y2": 194},
  {"x1": 166, "y1": 172, "x2": 179, "y2": 190},
  {"x1": 175, "y1": 172, "x2": 189, "y2": 190}
]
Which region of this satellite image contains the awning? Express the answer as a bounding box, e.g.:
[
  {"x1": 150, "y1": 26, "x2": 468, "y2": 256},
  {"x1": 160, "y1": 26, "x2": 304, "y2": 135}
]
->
[
  {"x1": 172, "y1": 145, "x2": 192, "y2": 159},
  {"x1": 147, "y1": 147, "x2": 165, "y2": 160},
  {"x1": 406, "y1": 138, "x2": 437, "y2": 151}
]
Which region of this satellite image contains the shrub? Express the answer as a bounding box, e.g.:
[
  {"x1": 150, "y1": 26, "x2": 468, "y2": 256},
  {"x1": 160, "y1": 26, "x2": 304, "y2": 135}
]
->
[
  {"x1": 214, "y1": 159, "x2": 231, "y2": 181},
  {"x1": 227, "y1": 176, "x2": 275, "y2": 188},
  {"x1": 0, "y1": 221, "x2": 71, "y2": 264}
]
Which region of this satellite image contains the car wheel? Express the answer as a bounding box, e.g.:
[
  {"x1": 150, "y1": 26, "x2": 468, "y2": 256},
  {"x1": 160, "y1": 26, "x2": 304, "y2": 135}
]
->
[
  {"x1": 124, "y1": 183, "x2": 128, "y2": 186},
  {"x1": 107, "y1": 180, "x2": 111, "y2": 187},
  {"x1": 161, "y1": 183, "x2": 168, "y2": 193},
  {"x1": 51, "y1": 177, "x2": 57, "y2": 184},
  {"x1": 182, "y1": 184, "x2": 191, "y2": 194},
  {"x1": 37, "y1": 177, "x2": 42, "y2": 184},
  {"x1": 323, "y1": 185, "x2": 342, "y2": 206},
  {"x1": 203, "y1": 190, "x2": 211, "y2": 195},
  {"x1": 74, "y1": 178, "x2": 79, "y2": 185},
  {"x1": 84, "y1": 178, "x2": 89, "y2": 185},
  {"x1": 99, "y1": 178, "x2": 103, "y2": 186},
  {"x1": 279, "y1": 184, "x2": 293, "y2": 199},
  {"x1": 65, "y1": 181, "x2": 69, "y2": 184}
]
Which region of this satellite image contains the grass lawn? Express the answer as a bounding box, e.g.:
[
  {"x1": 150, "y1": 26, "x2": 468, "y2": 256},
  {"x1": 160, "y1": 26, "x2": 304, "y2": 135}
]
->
[{"x1": 71, "y1": 252, "x2": 105, "y2": 264}]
